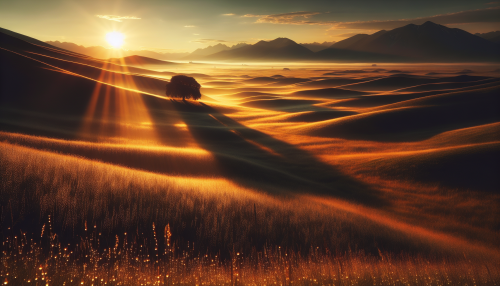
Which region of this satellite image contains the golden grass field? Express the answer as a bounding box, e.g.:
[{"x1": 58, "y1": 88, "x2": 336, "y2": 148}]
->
[{"x1": 1, "y1": 31, "x2": 500, "y2": 284}]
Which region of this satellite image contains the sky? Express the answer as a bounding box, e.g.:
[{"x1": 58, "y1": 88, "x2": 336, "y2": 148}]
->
[{"x1": 1, "y1": 0, "x2": 499, "y2": 53}]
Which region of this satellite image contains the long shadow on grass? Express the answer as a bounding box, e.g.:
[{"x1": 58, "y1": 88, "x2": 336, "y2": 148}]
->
[{"x1": 144, "y1": 96, "x2": 386, "y2": 207}]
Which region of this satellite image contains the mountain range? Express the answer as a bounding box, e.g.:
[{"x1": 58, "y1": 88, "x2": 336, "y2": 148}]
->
[
  {"x1": 299, "y1": 41, "x2": 336, "y2": 52},
  {"x1": 323, "y1": 21, "x2": 499, "y2": 62},
  {"x1": 8, "y1": 20, "x2": 499, "y2": 63},
  {"x1": 199, "y1": 21, "x2": 499, "y2": 62},
  {"x1": 206, "y1": 38, "x2": 315, "y2": 61},
  {"x1": 475, "y1": 31, "x2": 500, "y2": 44},
  {"x1": 184, "y1": 43, "x2": 249, "y2": 59}
]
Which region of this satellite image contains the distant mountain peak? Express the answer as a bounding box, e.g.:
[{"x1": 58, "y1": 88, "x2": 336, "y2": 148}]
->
[
  {"x1": 271, "y1": 37, "x2": 295, "y2": 43},
  {"x1": 231, "y1": 43, "x2": 249, "y2": 49},
  {"x1": 205, "y1": 37, "x2": 313, "y2": 61},
  {"x1": 329, "y1": 20, "x2": 499, "y2": 62},
  {"x1": 254, "y1": 38, "x2": 299, "y2": 49},
  {"x1": 212, "y1": 43, "x2": 230, "y2": 48},
  {"x1": 421, "y1": 21, "x2": 440, "y2": 27},
  {"x1": 400, "y1": 21, "x2": 446, "y2": 31},
  {"x1": 372, "y1": 30, "x2": 387, "y2": 35},
  {"x1": 300, "y1": 41, "x2": 336, "y2": 52},
  {"x1": 475, "y1": 31, "x2": 500, "y2": 43},
  {"x1": 256, "y1": 37, "x2": 296, "y2": 44}
]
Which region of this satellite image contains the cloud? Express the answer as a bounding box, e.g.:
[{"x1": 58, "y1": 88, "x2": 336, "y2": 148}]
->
[
  {"x1": 222, "y1": 13, "x2": 235, "y2": 16},
  {"x1": 192, "y1": 39, "x2": 229, "y2": 44},
  {"x1": 242, "y1": 14, "x2": 266, "y2": 18},
  {"x1": 332, "y1": 6, "x2": 500, "y2": 30},
  {"x1": 240, "y1": 7, "x2": 500, "y2": 30},
  {"x1": 95, "y1": 15, "x2": 140, "y2": 22},
  {"x1": 243, "y1": 11, "x2": 331, "y2": 25},
  {"x1": 184, "y1": 25, "x2": 196, "y2": 28}
]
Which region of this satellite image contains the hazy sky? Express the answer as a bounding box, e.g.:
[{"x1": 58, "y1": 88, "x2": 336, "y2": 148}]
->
[{"x1": 1, "y1": 0, "x2": 499, "y2": 52}]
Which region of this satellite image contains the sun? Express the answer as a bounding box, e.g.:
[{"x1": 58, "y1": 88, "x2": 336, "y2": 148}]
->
[{"x1": 106, "y1": 32, "x2": 125, "y2": 48}]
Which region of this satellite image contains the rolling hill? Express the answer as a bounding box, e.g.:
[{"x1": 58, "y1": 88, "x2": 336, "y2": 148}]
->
[
  {"x1": 107, "y1": 55, "x2": 180, "y2": 66},
  {"x1": 0, "y1": 27, "x2": 73, "y2": 54},
  {"x1": 45, "y1": 40, "x2": 190, "y2": 60}
]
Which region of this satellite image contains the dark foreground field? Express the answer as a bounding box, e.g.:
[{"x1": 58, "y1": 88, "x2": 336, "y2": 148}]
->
[{"x1": 1, "y1": 29, "x2": 500, "y2": 285}]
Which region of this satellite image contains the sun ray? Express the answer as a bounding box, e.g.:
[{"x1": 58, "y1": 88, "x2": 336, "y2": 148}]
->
[{"x1": 78, "y1": 49, "x2": 160, "y2": 144}]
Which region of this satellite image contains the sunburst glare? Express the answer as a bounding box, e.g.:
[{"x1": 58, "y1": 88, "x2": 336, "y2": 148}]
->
[{"x1": 106, "y1": 31, "x2": 125, "y2": 48}]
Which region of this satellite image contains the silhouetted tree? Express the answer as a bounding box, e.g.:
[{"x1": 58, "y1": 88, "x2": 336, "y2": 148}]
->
[{"x1": 166, "y1": 75, "x2": 202, "y2": 101}]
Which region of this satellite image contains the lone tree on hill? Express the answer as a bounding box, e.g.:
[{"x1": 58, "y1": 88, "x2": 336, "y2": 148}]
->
[{"x1": 166, "y1": 75, "x2": 202, "y2": 101}]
